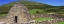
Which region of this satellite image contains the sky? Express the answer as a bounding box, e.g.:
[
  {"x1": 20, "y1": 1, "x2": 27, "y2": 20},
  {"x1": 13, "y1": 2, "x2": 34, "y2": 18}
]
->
[{"x1": 0, "y1": 0, "x2": 64, "y2": 6}]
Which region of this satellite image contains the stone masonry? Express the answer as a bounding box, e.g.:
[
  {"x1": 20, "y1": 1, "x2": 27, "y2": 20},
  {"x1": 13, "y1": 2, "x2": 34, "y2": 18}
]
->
[
  {"x1": 0, "y1": 2, "x2": 33, "y2": 24},
  {"x1": 5, "y1": 2, "x2": 33, "y2": 24}
]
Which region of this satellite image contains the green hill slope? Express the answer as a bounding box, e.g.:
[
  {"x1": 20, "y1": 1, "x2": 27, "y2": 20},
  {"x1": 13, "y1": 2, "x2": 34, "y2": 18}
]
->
[
  {"x1": 0, "y1": 1, "x2": 64, "y2": 14},
  {"x1": 0, "y1": 2, "x2": 51, "y2": 14}
]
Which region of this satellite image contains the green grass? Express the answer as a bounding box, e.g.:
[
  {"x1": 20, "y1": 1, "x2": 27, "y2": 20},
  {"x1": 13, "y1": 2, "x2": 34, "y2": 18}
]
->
[
  {"x1": 55, "y1": 22, "x2": 64, "y2": 24},
  {"x1": 0, "y1": 14, "x2": 7, "y2": 16},
  {"x1": 29, "y1": 9, "x2": 46, "y2": 14},
  {"x1": 33, "y1": 18, "x2": 52, "y2": 22}
]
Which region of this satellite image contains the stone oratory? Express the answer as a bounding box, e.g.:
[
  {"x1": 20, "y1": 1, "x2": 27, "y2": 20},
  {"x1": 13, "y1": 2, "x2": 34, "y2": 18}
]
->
[{"x1": 0, "y1": 2, "x2": 33, "y2": 24}]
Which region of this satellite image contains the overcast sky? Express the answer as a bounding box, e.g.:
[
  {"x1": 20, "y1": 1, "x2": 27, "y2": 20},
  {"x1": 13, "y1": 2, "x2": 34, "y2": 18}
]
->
[{"x1": 0, "y1": 0, "x2": 64, "y2": 6}]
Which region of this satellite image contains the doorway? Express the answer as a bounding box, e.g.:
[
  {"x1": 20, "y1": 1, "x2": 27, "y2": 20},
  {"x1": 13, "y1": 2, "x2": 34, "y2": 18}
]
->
[{"x1": 15, "y1": 16, "x2": 17, "y2": 23}]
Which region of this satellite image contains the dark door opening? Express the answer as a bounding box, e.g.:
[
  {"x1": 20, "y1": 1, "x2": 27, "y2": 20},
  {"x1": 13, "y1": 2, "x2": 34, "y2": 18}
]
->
[{"x1": 15, "y1": 16, "x2": 17, "y2": 23}]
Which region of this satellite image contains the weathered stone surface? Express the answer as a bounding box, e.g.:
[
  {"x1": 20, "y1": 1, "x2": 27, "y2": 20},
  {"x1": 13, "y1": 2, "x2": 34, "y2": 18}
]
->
[{"x1": 5, "y1": 2, "x2": 32, "y2": 23}]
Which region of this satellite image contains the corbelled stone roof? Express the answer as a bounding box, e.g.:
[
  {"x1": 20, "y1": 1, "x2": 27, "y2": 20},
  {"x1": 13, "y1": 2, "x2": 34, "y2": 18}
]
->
[{"x1": 4, "y1": 2, "x2": 32, "y2": 23}]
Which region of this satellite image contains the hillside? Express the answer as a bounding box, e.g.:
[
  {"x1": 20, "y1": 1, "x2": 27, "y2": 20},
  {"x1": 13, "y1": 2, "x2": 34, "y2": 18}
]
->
[{"x1": 0, "y1": 1, "x2": 64, "y2": 14}]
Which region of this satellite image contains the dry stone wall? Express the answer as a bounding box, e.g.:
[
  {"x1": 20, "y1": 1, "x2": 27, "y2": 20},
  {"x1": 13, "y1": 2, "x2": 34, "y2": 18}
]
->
[
  {"x1": 31, "y1": 14, "x2": 64, "y2": 19},
  {"x1": 0, "y1": 18, "x2": 64, "y2": 24},
  {"x1": 31, "y1": 14, "x2": 53, "y2": 18}
]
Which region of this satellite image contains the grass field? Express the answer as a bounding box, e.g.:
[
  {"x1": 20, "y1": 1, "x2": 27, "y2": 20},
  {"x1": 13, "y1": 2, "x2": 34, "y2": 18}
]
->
[
  {"x1": 33, "y1": 18, "x2": 52, "y2": 22},
  {"x1": 55, "y1": 22, "x2": 64, "y2": 24},
  {"x1": 29, "y1": 9, "x2": 46, "y2": 14},
  {"x1": 0, "y1": 14, "x2": 7, "y2": 16}
]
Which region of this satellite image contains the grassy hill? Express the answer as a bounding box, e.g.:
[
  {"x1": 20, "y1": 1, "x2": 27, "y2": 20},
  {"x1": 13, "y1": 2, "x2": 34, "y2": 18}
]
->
[
  {"x1": 0, "y1": 2, "x2": 51, "y2": 14},
  {"x1": 0, "y1": 1, "x2": 64, "y2": 15}
]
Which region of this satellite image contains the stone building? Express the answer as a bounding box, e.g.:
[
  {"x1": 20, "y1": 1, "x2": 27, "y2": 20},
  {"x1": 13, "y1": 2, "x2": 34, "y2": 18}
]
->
[
  {"x1": 0, "y1": 2, "x2": 64, "y2": 24},
  {"x1": 0, "y1": 2, "x2": 33, "y2": 24}
]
